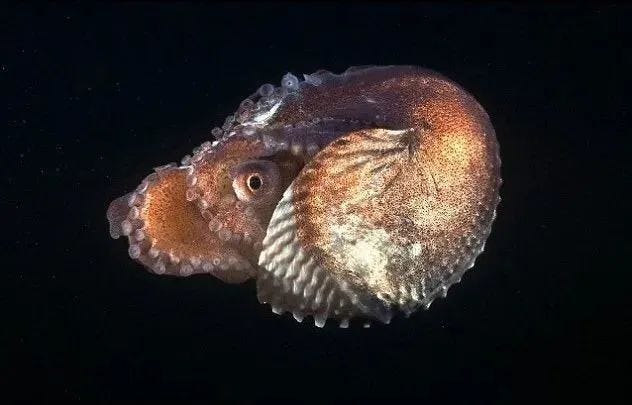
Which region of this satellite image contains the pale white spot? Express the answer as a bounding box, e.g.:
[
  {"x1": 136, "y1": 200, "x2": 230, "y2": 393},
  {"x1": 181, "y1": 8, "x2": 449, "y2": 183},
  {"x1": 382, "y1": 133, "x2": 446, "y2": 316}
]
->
[
  {"x1": 410, "y1": 243, "x2": 423, "y2": 258},
  {"x1": 180, "y1": 264, "x2": 193, "y2": 276},
  {"x1": 128, "y1": 206, "x2": 139, "y2": 219},
  {"x1": 190, "y1": 257, "x2": 201, "y2": 268},
  {"x1": 252, "y1": 101, "x2": 281, "y2": 124},
  {"x1": 154, "y1": 260, "x2": 166, "y2": 275},
  {"x1": 290, "y1": 142, "x2": 303, "y2": 155},
  {"x1": 135, "y1": 181, "x2": 148, "y2": 194},
  {"x1": 133, "y1": 229, "x2": 145, "y2": 241},
  {"x1": 148, "y1": 246, "x2": 160, "y2": 258},
  {"x1": 121, "y1": 220, "x2": 132, "y2": 236},
  {"x1": 128, "y1": 244, "x2": 141, "y2": 259},
  {"x1": 168, "y1": 251, "x2": 180, "y2": 264},
  {"x1": 314, "y1": 313, "x2": 326, "y2": 328},
  {"x1": 329, "y1": 218, "x2": 392, "y2": 292}
]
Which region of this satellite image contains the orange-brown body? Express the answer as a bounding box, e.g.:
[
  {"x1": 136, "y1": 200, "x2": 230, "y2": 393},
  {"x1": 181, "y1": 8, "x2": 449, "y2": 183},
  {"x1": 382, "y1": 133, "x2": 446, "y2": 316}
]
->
[{"x1": 107, "y1": 66, "x2": 501, "y2": 327}]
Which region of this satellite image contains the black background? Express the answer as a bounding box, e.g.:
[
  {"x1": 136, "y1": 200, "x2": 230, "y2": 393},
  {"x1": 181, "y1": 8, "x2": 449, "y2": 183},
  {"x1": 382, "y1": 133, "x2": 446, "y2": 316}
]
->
[{"x1": 5, "y1": 2, "x2": 630, "y2": 401}]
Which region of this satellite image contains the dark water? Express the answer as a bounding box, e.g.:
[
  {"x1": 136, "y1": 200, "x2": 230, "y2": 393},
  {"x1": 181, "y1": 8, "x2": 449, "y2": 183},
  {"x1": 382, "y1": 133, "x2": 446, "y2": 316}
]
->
[{"x1": 5, "y1": 3, "x2": 630, "y2": 401}]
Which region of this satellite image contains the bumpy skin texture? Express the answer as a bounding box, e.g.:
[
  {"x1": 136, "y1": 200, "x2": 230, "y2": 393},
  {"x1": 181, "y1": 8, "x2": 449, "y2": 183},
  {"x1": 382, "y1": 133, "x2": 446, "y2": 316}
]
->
[{"x1": 107, "y1": 65, "x2": 501, "y2": 327}]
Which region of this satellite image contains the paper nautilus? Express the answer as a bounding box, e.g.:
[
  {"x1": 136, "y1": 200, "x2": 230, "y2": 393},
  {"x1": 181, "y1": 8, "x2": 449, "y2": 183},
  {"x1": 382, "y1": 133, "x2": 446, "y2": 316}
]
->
[{"x1": 107, "y1": 65, "x2": 501, "y2": 327}]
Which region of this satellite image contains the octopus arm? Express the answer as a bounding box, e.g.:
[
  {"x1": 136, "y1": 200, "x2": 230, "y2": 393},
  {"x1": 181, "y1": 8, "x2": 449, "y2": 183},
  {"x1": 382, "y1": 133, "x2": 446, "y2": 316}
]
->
[{"x1": 106, "y1": 164, "x2": 255, "y2": 283}]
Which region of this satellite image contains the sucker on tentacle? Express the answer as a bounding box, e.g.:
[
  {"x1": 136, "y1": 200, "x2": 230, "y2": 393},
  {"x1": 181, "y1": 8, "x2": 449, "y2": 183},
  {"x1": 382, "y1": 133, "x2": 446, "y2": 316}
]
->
[{"x1": 107, "y1": 65, "x2": 501, "y2": 328}]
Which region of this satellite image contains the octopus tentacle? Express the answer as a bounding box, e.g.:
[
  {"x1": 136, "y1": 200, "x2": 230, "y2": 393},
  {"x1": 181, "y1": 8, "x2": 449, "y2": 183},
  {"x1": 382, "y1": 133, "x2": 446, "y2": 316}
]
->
[{"x1": 106, "y1": 164, "x2": 255, "y2": 283}]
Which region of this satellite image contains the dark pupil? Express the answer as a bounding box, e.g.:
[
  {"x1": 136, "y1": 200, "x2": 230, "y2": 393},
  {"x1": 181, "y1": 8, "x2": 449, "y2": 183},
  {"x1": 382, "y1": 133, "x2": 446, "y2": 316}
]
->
[{"x1": 248, "y1": 175, "x2": 262, "y2": 191}]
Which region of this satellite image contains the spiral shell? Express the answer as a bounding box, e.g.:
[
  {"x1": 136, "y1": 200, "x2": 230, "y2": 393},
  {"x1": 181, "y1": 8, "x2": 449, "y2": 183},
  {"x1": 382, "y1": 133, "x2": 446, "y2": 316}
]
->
[{"x1": 107, "y1": 65, "x2": 501, "y2": 327}]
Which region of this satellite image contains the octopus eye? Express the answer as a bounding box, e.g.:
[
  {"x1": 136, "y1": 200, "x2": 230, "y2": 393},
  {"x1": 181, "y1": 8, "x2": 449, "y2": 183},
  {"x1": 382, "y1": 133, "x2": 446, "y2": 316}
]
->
[
  {"x1": 247, "y1": 174, "x2": 263, "y2": 192},
  {"x1": 231, "y1": 159, "x2": 281, "y2": 203}
]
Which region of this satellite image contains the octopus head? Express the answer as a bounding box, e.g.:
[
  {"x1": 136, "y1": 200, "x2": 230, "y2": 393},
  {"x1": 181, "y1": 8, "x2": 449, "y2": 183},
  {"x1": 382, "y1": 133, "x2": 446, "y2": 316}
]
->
[{"x1": 107, "y1": 133, "x2": 304, "y2": 283}]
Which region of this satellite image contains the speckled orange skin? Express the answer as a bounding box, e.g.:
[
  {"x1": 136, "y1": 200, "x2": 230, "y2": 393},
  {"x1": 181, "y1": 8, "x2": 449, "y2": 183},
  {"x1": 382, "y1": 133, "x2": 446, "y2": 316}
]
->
[
  {"x1": 189, "y1": 136, "x2": 272, "y2": 251},
  {"x1": 189, "y1": 137, "x2": 302, "y2": 250},
  {"x1": 287, "y1": 68, "x2": 500, "y2": 306},
  {"x1": 107, "y1": 166, "x2": 256, "y2": 283}
]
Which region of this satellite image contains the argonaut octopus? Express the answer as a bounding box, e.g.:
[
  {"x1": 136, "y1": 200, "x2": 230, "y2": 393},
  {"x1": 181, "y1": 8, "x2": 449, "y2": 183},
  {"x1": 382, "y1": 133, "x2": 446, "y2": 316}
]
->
[{"x1": 107, "y1": 65, "x2": 501, "y2": 328}]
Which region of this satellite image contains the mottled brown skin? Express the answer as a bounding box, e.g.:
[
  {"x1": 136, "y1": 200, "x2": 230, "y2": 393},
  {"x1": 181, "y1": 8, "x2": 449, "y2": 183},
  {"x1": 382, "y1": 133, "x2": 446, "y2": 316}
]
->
[
  {"x1": 259, "y1": 66, "x2": 500, "y2": 307},
  {"x1": 107, "y1": 166, "x2": 257, "y2": 282},
  {"x1": 290, "y1": 73, "x2": 500, "y2": 304},
  {"x1": 255, "y1": 67, "x2": 501, "y2": 321},
  {"x1": 270, "y1": 66, "x2": 465, "y2": 129},
  {"x1": 187, "y1": 137, "x2": 304, "y2": 255},
  {"x1": 139, "y1": 167, "x2": 256, "y2": 283},
  {"x1": 189, "y1": 137, "x2": 272, "y2": 250}
]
